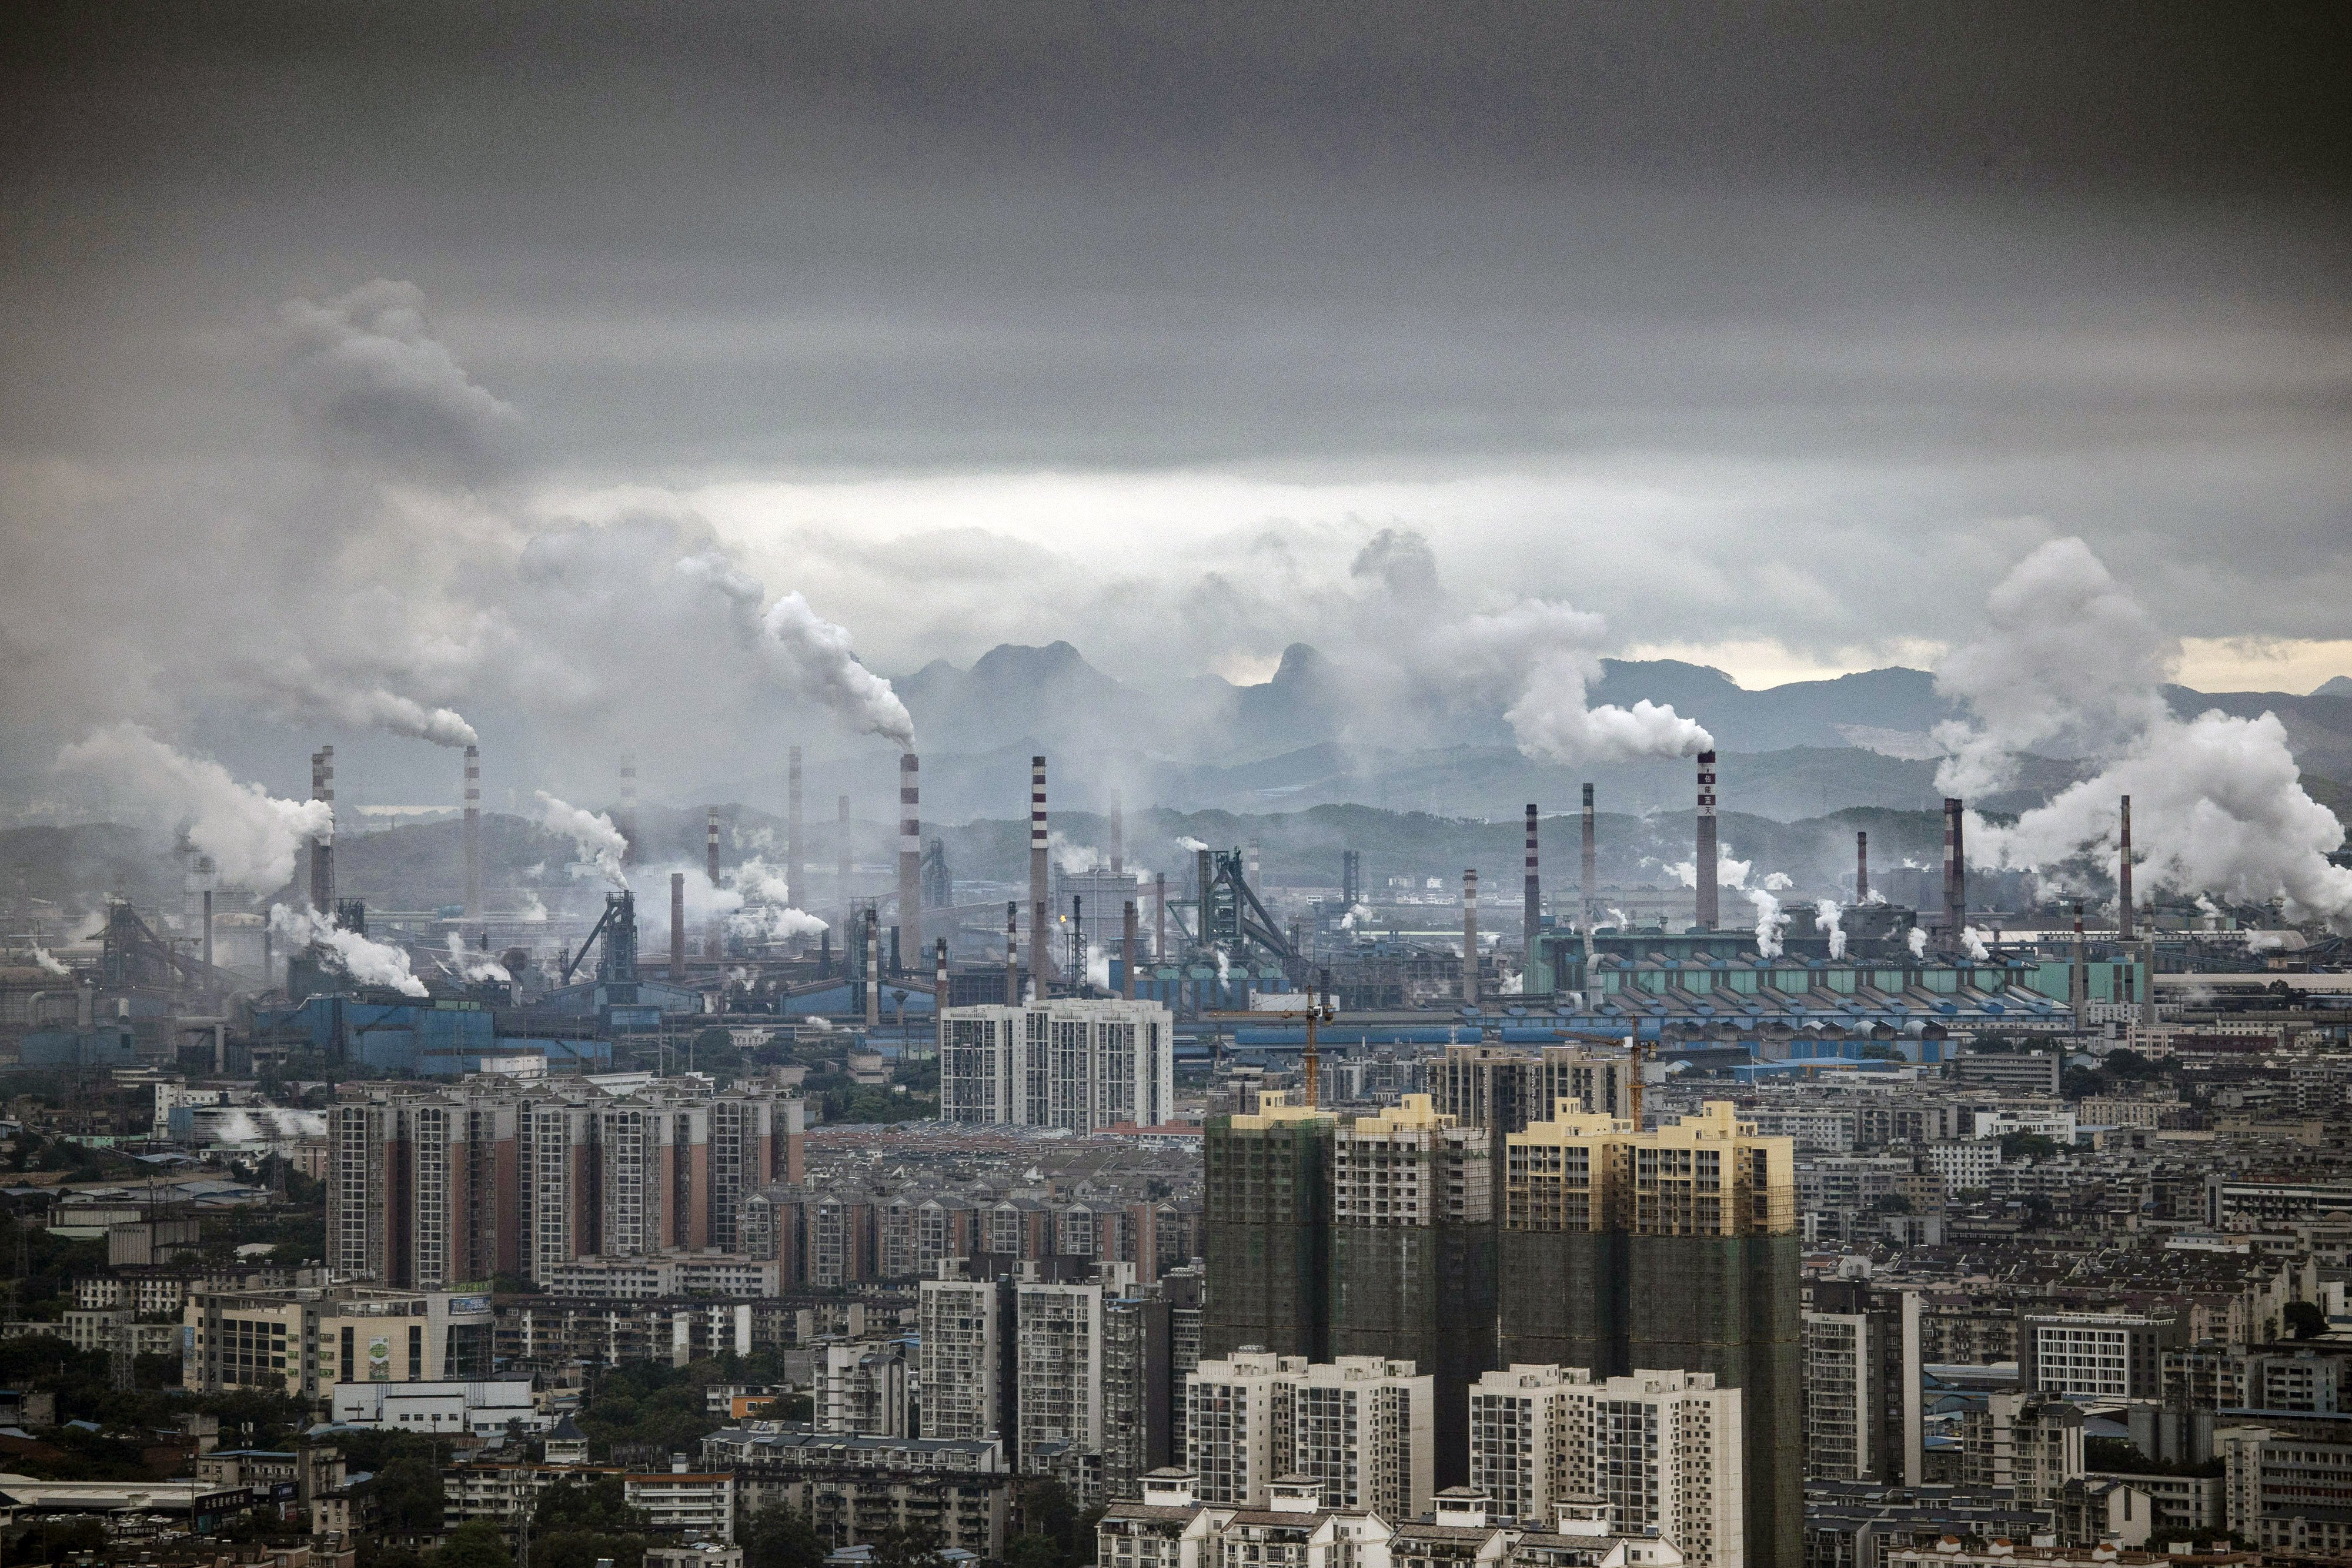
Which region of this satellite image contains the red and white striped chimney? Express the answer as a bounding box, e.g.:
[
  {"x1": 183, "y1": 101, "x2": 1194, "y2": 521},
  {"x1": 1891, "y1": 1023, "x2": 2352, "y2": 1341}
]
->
[
  {"x1": 1029, "y1": 756, "x2": 1053, "y2": 987},
  {"x1": 1694, "y1": 750, "x2": 1718, "y2": 930},
  {"x1": 898, "y1": 753, "x2": 923, "y2": 958}
]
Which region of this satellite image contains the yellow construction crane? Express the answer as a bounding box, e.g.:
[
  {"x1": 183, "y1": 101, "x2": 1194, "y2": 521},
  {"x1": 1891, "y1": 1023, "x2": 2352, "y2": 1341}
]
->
[{"x1": 1208, "y1": 997, "x2": 1339, "y2": 1108}]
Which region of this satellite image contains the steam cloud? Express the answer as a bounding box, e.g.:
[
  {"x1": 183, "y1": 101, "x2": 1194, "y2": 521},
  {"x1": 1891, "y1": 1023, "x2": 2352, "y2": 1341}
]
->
[
  {"x1": 1942, "y1": 539, "x2": 2352, "y2": 928},
  {"x1": 1906, "y1": 927, "x2": 1927, "y2": 959},
  {"x1": 1815, "y1": 898, "x2": 1846, "y2": 961},
  {"x1": 534, "y1": 791, "x2": 628, "y2": 887},
  {"x1": 1431, "y1": 600, "x2": 1713, "y2": 766},
  {"x1": 56, "y1": 724, "x2": 334, "y2": 890},
  {"x1": 1174, "y1": 837, "x2": 1211, "y2": 853},
  {"x1": 1960, "y1": 926, "x2": 1991, "y2": 961},
  {"x1": 1668, "y1": 852, "x2": 1753, "y2": 891},
  {"x1": 257, "y1": 664, "x2": 479, "y2": 748},
  {"x1": 30, "y1": 945, "x2": 70, "y2": 977},
  {"x1": 446, "y1": 932, "x2": 512, "y2": 984},
  {"x1": 270, "y1": 904, "x2": 428, "y2": 997},
  {"x1": 677, "y1": 554, "x2": 916, "y2": 746},
  {"x1": 278, "y1": 280, "x2": 522, "y2": 465},
  {"x1": 1748, "y1": 888, "x2": 1788, "y2": 958}
]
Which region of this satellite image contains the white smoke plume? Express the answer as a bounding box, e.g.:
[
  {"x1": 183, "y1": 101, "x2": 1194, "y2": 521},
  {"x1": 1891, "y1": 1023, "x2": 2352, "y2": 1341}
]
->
[
  {"x1": 256, "y1": 667, "x2": 479, "y2": 748},
  {"x1": 1051, "y1": 834, "x2": 1110, "y2": 875},
  {"x1": 1906, "y1": 926, "x2": 1927, "y2": 959},
  {"x1": 1933, "y1": 537, "x2": 2176, "y2": 797},
  {"x1": 516, "y1": 891, "x2": 550, "y2": 924},
  {"x1": 1339, "y1": 902, "x2": 1374, "y2": 931},
  {"x1": 1941, "y1": 541, "x2": 2352, "y2": 929},
  {"x1": 1085, "y1": 942, "x2": 1112, "y2": 990},
  {"x1": 205, "y1": 1106, "x2": 330, "y2": 1144},
  {"x1": 676, "y1": 554, "x2": 916, "y2": 746},
  {"x1": 56, "y1": 724, "x2": 334, "y2": 890},
  {"x1": 1748, "y1": 888, "x2": 1788, "y2": 958},
  {"x1": 731, "y1": 904, "x2": 830, "y2": 942},
  {"x1": 278, "y1": 279, "x2": 522, "y2": 465},
  {"x1": 1214, "y1": 948, "x2": 1231, "y2": 984},
  {"x1": 1429, "y1": 601, "x2": 1712, "y2": 766},
  {"x1": 1760, "y1": 871, "x2": 1793, "y2": 891},
  {"x1": 1668, "y1": 853, "x2": 1752, "y2": 891},
  {"x1": 1960, "y1": 927, "x2": 1992, "y2": 962},
  {"x1": 1174, "y1": 836, "x2": 1211, "y2": 854},
  {"x1": 708, "y1": 855, "x2": 826, "y2": 942},
  {"x1": 1864, "y1": 889, "x2": 1887, "y2": 906},
  {"x1": 29, "y1": 945, "x2": 70, "y2": 977},
  {"x1": 446, "y1": 932, "x2": 511, "y2": 984},
  {"x1": 270, "y1": 904, "x2": 428, "y2": 997},
  {"x1": 1606, "y1": 907, "x2": 1631, "y2": 928},
  {"x1": 534, "y1": 791, "x2": 627, "y2": 887},
  {"x1": 1815, "y1": 898, "x2": 1846, "y2": 961}
]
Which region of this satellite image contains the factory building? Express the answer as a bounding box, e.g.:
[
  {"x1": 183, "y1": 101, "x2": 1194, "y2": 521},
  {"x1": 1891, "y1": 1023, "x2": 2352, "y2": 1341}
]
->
[
  {"x1": 1498, "y1": 1101, "x2": 1798, "y2": 1568},
  {"x1": 938, "y1": 998, "x2": 1177, "y2": 1132}
]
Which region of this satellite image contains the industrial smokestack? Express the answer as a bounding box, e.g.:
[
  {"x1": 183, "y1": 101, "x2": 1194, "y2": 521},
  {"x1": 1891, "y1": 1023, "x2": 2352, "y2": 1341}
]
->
[
  {"x1": 2071, "y1": 904, "x2": 2087, "y2": 1029},
  {"x1": 1855, "y1": 831, "x2": 1870, "y2": 905},
  {"x1": 1246, "y1": 840, "x2": 1261, "y2": 892},
  {"x1": 463, "y1": 744, "x2": 481, "y2": 917},
  {"x1": 1154, "y1": 871, "x2": 1167, "y2": 962},
  {"x1": 1462, "y1": 867, "x2": 1481, "y2": 1007},
  {"x1": 309, "y1": 747, "x2": 336, "y2": 914},
  {"x1": 670, "y1": 872, "x2": 687, "y2": 979},
  {"x1": 1580, "y1": 783, "x2": 1596, "y2": 935},
  {"x1": 619, "y1": 753, "x2": 638, "y2": 867},
  {"x1": 787, "y1": 745, "x2": 805, "y2": 912},
  {"x1": 1110, "y1": 791, "x2": 1125, "y2": 880},
  {"x1": 1522, "y1": 803, "x2": 1541, "y2": 957},
  {"x1": 898, "y1": 753, "x2": 923, "y2": 959},
  {"x1": 1005, "y1": 900, "x2": 1020, "y2": 1005},
  {"x1": 1122, "y1": 900, "x2": 1138, "y2": 1001},
  {"x1": 1942, "y1": 798, "x2": 1967, "y2": 938},
  {"x1": 1029, "y1": 757, "x2": 1053, "y2": 987},
  {"x1": 838, "y1": 794, "x2": 852, "y2": 921},
  {"x1": 202, "y1": 888, "x2": 213, "y2": 970},
  {"x1": 1693, "y1": 751, "x2": 1718, "y2": 930},
  {"x1": 864, "y1": 908, "x2": 881, "y2": 1027},
  {"x1": 934, "y1": 937, "x2": 949, "y2": 1061},
  {"x1": 704, "y1": 810, "x2": 723, "y2": 958},
  {"x1": 2117, "y1": 795, "x2": 2135, "y2": 941}
]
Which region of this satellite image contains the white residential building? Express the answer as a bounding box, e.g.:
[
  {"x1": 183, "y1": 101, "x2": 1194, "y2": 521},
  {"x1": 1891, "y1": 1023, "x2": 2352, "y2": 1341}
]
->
[
  {"x1": 939, "y1": 999, "x2": 1177, "y2": 1132},
  {"x1": 1018, "y1": 1281, "x2": 1107, "y2": 1495},
  {"x1": 1185, "y1": 1352, "x2": 1434, "y2": 1523},
  {"x1": 1466, "y1": 1367, "x2": 1744, "y2": 1568},
  {"x1": 919, "y1": 1275, "x2": 1008, "y2": 1443},
  {"x1": 1923, "y1": 1139, "x2": 2001, "y2": 1193},
  {"x1": 816, "y1": 1339, "x2": 916, "y2": 1437}
]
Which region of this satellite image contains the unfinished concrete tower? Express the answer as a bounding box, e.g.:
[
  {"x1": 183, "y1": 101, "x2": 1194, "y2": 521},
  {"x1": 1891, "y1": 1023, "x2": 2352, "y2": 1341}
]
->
[
  {"x1": 1462, "y1": 867, "x2": 1481, "y2": 1007},
  {"x1": 704, "y1": 810, "x2": 723, "y2": 958},
  {"x1": 463, "y1": 743, "x2": 482, "y2": 917},
  {"x1": 1030, "y1": 755, "x2": 1054, "y2": 988},
  {"x1": 1693, "y1": 750, "x2": 1718, "y2": 930},
  {"x1": 1522, "y1": 803, "x2": 1542, "y2": 956},
  {"x1": 2117, "y1": 795, "x2": 2134, "y2": 941},
  {"x1": 897, "y1": 752, "x2": 923, "y2": 959},
  {"x1": 1580, "y1": 783, "x2": 1596, "y2": 935}
]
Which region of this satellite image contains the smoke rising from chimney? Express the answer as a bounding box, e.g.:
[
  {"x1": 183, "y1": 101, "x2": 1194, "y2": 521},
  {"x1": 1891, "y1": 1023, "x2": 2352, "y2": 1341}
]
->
[
  {"x1": 676, "y1": 553, "x2": 915, "y2": 745},
  {"x1": 55, "y1": 724, "x2": 334, "y2": 890},
  {"x1": 533, "y1": 790, "x2": 629, "y2": 887},
  {"x1": 270, "y1": 903, "x2": 428, "y2": 995}
]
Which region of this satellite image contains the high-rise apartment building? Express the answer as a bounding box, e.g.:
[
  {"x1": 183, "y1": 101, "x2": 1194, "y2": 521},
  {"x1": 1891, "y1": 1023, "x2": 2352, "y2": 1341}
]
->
[
  {"x1": 329, "y1": 1077, "x2": 804, "y2": 1288},
  {"x1": 1204, "y1": 1094, "x2": 1335, "y2": 1362},
  {"x1": 1800, "y1": 1278, "x2": 1923, "y2": 1485},
  {"x1": 1328, "y1": 1094, "x2": 1496, "y2": 1488},
  {"x1": 1183, "y1": 1350, "x2": 1433, "y2": 1521},
  {"x1": 1469, "y1": 1365, "x2": 1745, "y2": 1568},
  {"x1": 817, "y1": 1339, "x2": 916, "y2": 1437},
  {"x1": 1435, "y1": 1044, "x2": 1632, "y2": 1134},
  {"x1": 1959, "y1": 1392, "x2": 2084, "y2": 1511},
  {"x1": 939, "y1": 998, "x2": 1176, "y2": 1131},
  {"x1": 1017, "y1": 1279, "x2": 1108, "y2": 1502},
  {"x1": 920, "y1": 1272, "x2": 1014, "y2": 1447},
  {"x1": 1499, "y1": 1100, "x2": 1798, "y2": 1568},
  {"x1": 1102, "y1": 1290, "x2": 1175, "y2": 1503}
]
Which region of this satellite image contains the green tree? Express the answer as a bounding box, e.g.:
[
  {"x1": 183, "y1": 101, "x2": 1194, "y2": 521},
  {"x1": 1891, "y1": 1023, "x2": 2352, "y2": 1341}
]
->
[
  {"x1": 430, "y1": 1522, "x2": 513, "y2": 1568},
  {"x1": 1999, "y1": 1132, "x2": 2060, "y2": 1161},
  {"x1": 874, "y1": 1522, "x2": 946, "y2": 1568},
  {"x1": 374, "y1": 1454, "x2": 448, "y2": 1533},
  {"x1": 536, "y1": 1474, "x2": 647, "y2": 1533},
  {"x1": 743, "y1": 1505, "x2": 829, "y2": 1568},
  {"x1": 2284, "y1": 1300, "x2": 2328, "y2": 1339}
]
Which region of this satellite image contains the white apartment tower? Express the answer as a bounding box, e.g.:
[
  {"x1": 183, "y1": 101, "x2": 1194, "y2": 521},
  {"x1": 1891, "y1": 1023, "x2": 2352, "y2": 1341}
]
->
[
  {"x1": 918, "y1": 1275, "x2": 1008, "y2": 1443},
  {"x1": 1468, "y1": 1366, "x2": 1745, "y2": 1568},
  {"x1": 1017, "y1": 1280, "x2": 1108, "y2": 1497},
  {"x1": 940, "y1": 999, "x2": 1177, "y2": 1132},
  {"x1": 1185, "y1": 1351, "x2": 1434, "y2": 1522}
]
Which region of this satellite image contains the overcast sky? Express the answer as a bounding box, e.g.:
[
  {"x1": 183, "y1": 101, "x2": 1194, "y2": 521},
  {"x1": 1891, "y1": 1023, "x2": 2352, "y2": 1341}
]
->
[{"x1": 3, "y1": 3, "x2": 2348, "y2": 800}]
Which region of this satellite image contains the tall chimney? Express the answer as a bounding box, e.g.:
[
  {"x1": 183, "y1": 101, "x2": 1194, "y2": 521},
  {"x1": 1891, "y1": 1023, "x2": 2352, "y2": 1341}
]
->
[
  {"x1": 897, "y1": 753, "x2": 923, "y2": 959},
  {"x1": 1462, "y1": 868, "x2": 1481, "y2": 1007},
  {"x1": 1942, "y1": 798, "x2": 1967, "y2": 938},
  {"x1": 463, "y1": 744, "x2": 482, "y2": 917},
  {"x1": 619, "y1": 752, "x2": 637, "y2": 867},
  {"x1": 704, "y1": 810, "x2": 723, "y2": 958},
  {"x1": 1693, "y1": 750, "x2": 1718, "y2": 930},
  {"x1": 1005, "y1": 900, "x2": 1020, "y2": 1005},
  {"x1": 670, "y1": 872, "x2": 687, "y2": 979},
  {"x1": 1110, "y1": 791, "x2": 1125, "y2": 880},
  {"x1": 1580, "y1": 783, "x2": 1596, "y2": 935},
  {"x1": 787, "y1": 745, "x2": 805, "y2": 913},
  {"x1": 837, "y1": 794, "x2": 853, "y2": 921},
  {"x1": 864, "y1": 908, "x2": 881, "y2": 1027},
  {"x1": 2117, "y1": 795, "x2": 2135, "y2": 941},
  {"x1": 202, "y1": 888, "x2": 214, "y2": 970},
  {"x1": 1122, "y1": 900, "x2": 1139, "y2": 1000},
  {"x1": 1154, "y1": 871, "x2": 1168, "y2": 962},
  {"x1": 1855, "y1": 831, "x2": 1870, "y2": 904},
  {"x1": 1030, "y1": 757, "x2": 1054, "y2": 987},
  {"x1": 2070, "y1": 904, "x2": 2087, "y2": 1029},
  {"x1": 1246, "y1": 840, "x2": 1261, "y2": 892},
  {"x1": 310, "y1": 747, "x2": 336, "y2": 914},
  {"x1": 934, "y1": 938, "x2": 950, "y2": 1061},
  {"x1": 1522, "y1": 803, "x2": 1542, "y2": 957}
]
